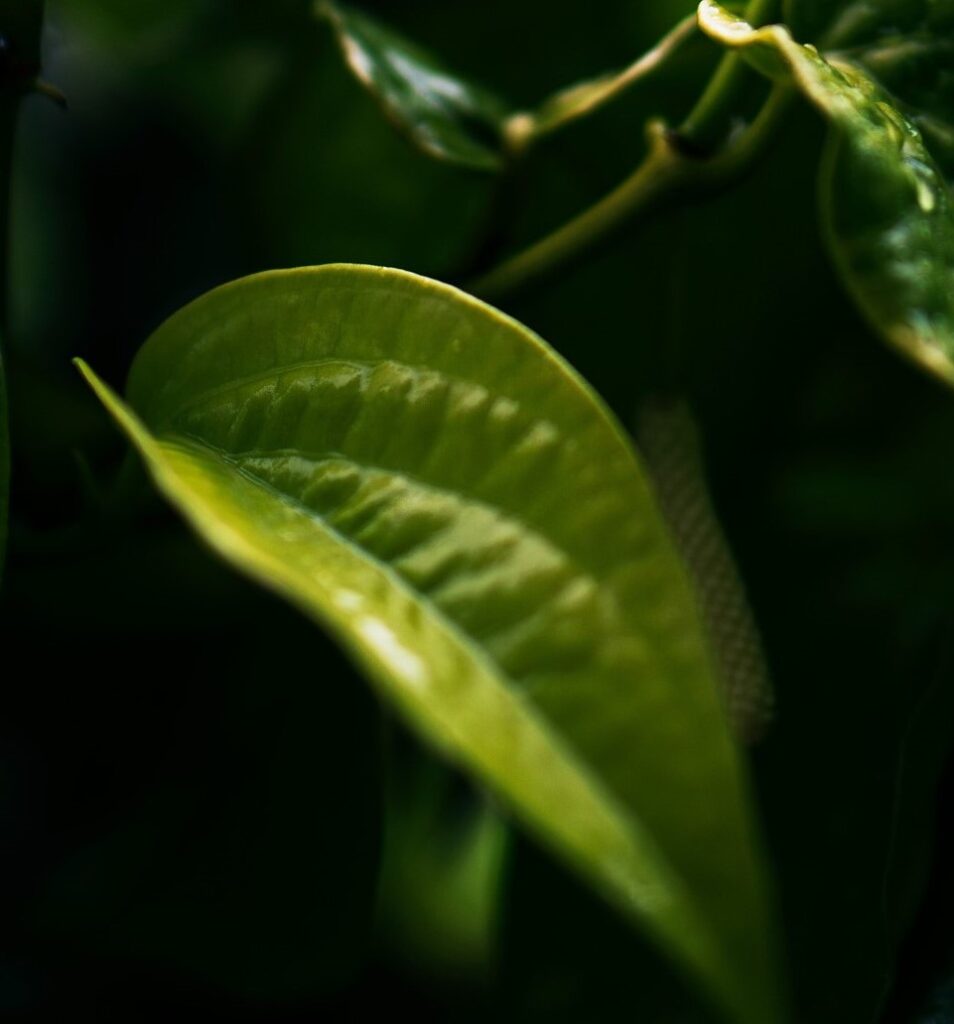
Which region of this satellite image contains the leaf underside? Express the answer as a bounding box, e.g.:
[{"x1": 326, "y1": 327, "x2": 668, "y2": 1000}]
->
[{"x1": 78, "y1": 264, "x2": 783, "y2": 1024}]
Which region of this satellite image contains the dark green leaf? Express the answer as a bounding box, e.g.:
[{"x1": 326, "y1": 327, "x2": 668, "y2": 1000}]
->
[
  {"x1": 317, "y1": 1, "x2": 508, "y2": 171},
  {"x1": 701, "y1": 1, "x2": 954, "y2": 388},
  {"x1": 77, "y1": 264, "x2": 786, "y2": 1024}
]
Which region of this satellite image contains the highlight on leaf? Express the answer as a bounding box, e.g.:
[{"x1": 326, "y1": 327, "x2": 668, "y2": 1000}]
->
[{"x1": 76, "y1": 264, "x2": 786, "y2": 1024}]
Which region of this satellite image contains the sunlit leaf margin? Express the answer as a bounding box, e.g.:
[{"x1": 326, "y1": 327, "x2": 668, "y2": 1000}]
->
[
  {"x1": 76, "y1": 264, "x2": 785, "y2": 1024},
  {"x1": 699, "y1": 0, "x2": 954, "y2": 387}
]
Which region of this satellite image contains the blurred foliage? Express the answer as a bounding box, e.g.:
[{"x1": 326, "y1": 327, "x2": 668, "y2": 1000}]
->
[{"x1": 1, "y1": 0, "x2": 953, "y2": 1020}]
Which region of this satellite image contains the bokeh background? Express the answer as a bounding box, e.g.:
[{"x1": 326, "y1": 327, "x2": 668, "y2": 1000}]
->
[{"x1": 1, "y1": 1, "x2": 953, "y2": 1020}]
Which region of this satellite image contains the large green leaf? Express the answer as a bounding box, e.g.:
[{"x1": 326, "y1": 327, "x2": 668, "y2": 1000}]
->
[
  {"x1": 316, "y1": 1, "x2": 508, "y2": 171},
  {"x1": 77, "y1": 264, "x2": 784, "y2": 1024},
  {"x1": 700, "y1": 1, "x2": 954, "y2": 387}
]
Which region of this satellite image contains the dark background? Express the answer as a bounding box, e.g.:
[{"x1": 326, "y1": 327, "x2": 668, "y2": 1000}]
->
[{"x1": 1, "y1": 2, "x2": 953, "y2": 1020}]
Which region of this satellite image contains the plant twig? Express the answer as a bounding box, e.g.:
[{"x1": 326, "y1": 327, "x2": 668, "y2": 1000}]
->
[
  {"x1": 504, "y1": 14, "x2": 698, "y2": 155},
  {"x1": 470, "y1": 0, "x2": 786, "y2": 302},
  {"x1": 471, "y1": 84, "x2": 793, "y2": 300},
  {"x1": 680, "y1": 0, "x2": 780, "y2": 151}
]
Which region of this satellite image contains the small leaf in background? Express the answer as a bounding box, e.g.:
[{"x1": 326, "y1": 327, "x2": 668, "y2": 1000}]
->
[
  {"x1": 78, "y1": 264, "x2": 785, "y2": 1024},
  {"x1": 316, "y1": 1, "x2": 508, "y2": 171},
  {"x1": 700, "y1": 1, "x2": 954, "y2": 388},
  {"x1": 320, "y1": 1, "x2": 704, "y2": 161}
]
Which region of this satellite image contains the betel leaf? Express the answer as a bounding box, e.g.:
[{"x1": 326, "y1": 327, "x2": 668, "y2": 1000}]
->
[
  {"x1": 699, "y1": 1, "x2": 954, "y2": 388},
  {"x1": 316, "y1": 1, "x2": 508, "y2": 171},
  {"x1": 76, "y1": 265, "x2": 785, "y2": 1024}
]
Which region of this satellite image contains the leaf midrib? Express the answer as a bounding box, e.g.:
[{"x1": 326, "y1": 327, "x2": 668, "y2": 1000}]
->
[
  {"x1": 159, "y1": 356, "x2": 634, "y2": 609},
  {"x1": 171, "y1": 434, "x2": 626, "y2": 672},
  {"x1": 162, "y1": 430, "x2": 695, "y2": 893}
]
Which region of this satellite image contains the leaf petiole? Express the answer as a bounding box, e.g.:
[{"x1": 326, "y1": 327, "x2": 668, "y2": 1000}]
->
[
  {"x1": 471, "y1": 82, "x2": 794, "y2": 301},
  {"x1": 503, "y1": 14, "x2": 699, "y2": 156}
]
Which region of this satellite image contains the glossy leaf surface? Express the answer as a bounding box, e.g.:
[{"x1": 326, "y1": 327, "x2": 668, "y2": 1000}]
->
[
  {"x1": 78, "y1": 264, "x2": 783, "y2": 1024},
  {"x1": 701, "y1": 1, "x2": 954, "y2": 387},
  {"x1": 317, "y1": 2, "x2": 507, "y2": 171}
]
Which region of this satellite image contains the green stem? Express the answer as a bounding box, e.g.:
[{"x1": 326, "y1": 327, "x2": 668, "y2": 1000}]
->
[
  {"x1": 681, "y1": 0, "x2": 780, "y2": 150},
  {"x1": 472, "y1": 123, "x2": 685, "y2": 299},
  {"x1": 504, "y1": 13, "x2": 698, "y2": 155},
  {"x1": 471, "y1": 0, "x2": 785, "y2": 302},
  {"x1": 472, "y1": 84, "x2": 793, "y2": 300}
]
